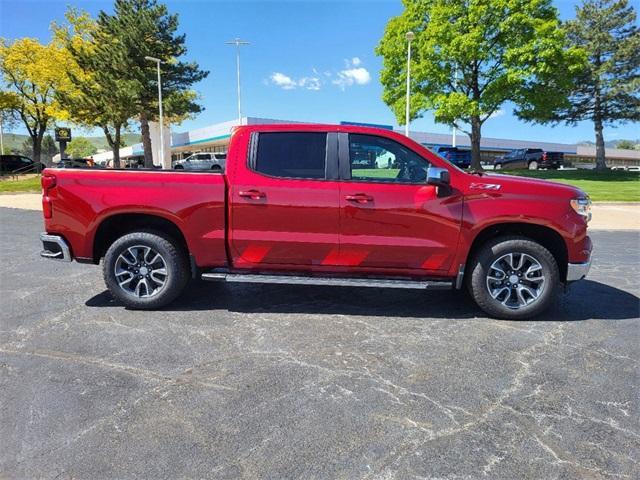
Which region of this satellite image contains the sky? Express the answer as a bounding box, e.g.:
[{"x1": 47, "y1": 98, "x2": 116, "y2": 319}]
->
[{"x1": 1, "y1": 0, "x2": 638, "y2": 144}]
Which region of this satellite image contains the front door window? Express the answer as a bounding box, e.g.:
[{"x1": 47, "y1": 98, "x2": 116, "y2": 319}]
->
[{"x1": 348, "y1": 134, "x2": 431, "y2": 183}]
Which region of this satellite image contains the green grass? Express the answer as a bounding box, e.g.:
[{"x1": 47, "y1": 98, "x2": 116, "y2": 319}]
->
[
  {"x1": 0, "y1": 176, "x2": 41, "y2": 193},
  {"x1": 352, "y1": 168, "x2": 400, "y2": 180},
  {"x1": 354, "y1": 167, "x2": 640, "y2": 201},
  {"x1": 502, "y1": 169, "x2": 640, "y2": 202}
]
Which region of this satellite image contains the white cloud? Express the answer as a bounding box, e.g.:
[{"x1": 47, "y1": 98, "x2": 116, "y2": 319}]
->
[
  {"x1": 299, "y1": 77, "x2": 321, "y2": 91},
  {"x1": 488, "y1": 109, "x2": 505, "y2": 119},
  {"x1": 269, "y1": 72, "x2": 322, "y2": 91},
  {"x1": 268, "y1": 57, "x2": 371, "y2": 92},
  {"x1": 333, "y1": 67, "x2": 371, "y2": 90},
  {"x1": 270, "y1": 72, "x2": 298, "y2": 90}
]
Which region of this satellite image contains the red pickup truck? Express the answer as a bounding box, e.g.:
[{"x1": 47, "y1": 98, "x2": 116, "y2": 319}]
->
[{"x1": 39, "y1": 124, "x2": 592, "y2": 319}]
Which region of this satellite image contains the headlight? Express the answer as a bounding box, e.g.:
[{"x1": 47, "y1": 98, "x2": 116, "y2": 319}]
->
[{"x1": 571, "y1": 197, "x2": 592, "y2": 222}]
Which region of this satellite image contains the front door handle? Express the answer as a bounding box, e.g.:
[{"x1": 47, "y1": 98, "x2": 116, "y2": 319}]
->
[
  {"x1": 239, "y1": 189, "x2": 266, "y2": 200},
  {"x1": 345, "y1": 193, "x2": 373, "y2": 204}
]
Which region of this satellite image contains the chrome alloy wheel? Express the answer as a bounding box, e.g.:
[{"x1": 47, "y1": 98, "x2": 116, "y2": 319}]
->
[
  {"x1": 114, "y1": 245, "x2": 168, "y2": 298},
  {"x1": 486, "y1": 252, "x2": 545, "y2": 310}
]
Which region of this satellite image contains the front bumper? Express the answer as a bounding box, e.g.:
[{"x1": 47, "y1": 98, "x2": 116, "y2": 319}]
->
[
  {"x1": 40, "y1": 233, "x2": 72, "y2": 262},
  {"x1": 567, "y1": 254, "x2": 592, "y2": 282}
]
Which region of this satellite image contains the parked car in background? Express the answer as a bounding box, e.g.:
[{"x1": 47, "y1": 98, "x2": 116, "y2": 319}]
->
[
  {"x1": 611, "y1": 165, "x2": 640, "y2": 172},
  {"x1": 494, "y1": 148, "x2": 563, "y2": 170},
  {"x1": 0, "y1": 154, "x2": 42, "y2": 174},
  {"x1": 39, "y1": 124, "x2": 592, "y2": 320},
  {"x1": 432, "y1": 146, "x2": 471, "y2": 169},
  {"x1": 56, "y1": 158, "x2": 101, "y2": 169},
  {"x1": 172, "y1": 152, "x2": 227, "y2": 171}
]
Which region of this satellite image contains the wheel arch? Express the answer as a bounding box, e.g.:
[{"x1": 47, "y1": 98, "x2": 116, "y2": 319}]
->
[
  {"x1": 465, "y1": 222, "x2": 568, "y2": 282},
  {"x1": 93, "y1": 213, "x2": 190, "y2": 265}
]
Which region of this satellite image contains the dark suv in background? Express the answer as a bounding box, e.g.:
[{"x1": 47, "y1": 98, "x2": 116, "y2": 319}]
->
[
  {"x1": 494, "y1": 148, "x2": 563, "y2": 170},
  {"x1": 0, "y1": 155, "x2": 42, "y2": 174}
]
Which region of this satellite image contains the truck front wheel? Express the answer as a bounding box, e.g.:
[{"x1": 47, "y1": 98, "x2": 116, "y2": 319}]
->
[
  {"x1": 467, "y1": 236, "x2": 559, "y2": 319},
  {"x1": 103, "y1": 231, "x2": 189, "y2": 309}
]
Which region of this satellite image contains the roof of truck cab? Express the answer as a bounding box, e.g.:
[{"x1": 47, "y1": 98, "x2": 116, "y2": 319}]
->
[{"x1": 237, "y1": 123, "x2": 403, "y2": 135}]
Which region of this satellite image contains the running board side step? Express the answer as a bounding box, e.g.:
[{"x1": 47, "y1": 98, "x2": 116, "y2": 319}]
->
[{"x1": 201, "y1": 272, "x2": 454, "y2": 290}]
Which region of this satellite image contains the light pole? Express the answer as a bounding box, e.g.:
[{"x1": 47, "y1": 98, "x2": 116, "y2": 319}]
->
[
  {"x1": 452, "y1": 67, "x2": 458, "y2": 147},
  {"x1": 225, "y1": 38, "x2": 250, "y2": 125},
  {"x1": 405, "y1": 31, "x2": 415, "y2": 137},
  {"x1": 145, "y1": 56, "x2": 166, "y2": 168}
]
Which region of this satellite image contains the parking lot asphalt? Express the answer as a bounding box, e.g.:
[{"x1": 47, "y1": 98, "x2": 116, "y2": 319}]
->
[{"x1": 1, "y1": 207, "x2": 638, "y2": 480}]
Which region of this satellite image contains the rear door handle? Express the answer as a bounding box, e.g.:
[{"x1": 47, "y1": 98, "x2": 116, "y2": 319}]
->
[
  {"x1": 239, "y1": 189, "x2": 266, "y2": 200},
  {"x1": 345, "y1": 193, "x2": 373, "y2": 204}
]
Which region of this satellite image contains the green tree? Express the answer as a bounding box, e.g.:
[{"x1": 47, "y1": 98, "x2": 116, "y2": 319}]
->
[
  {"x1": 616, "y1": 139, "x2": 638, "y2": 149},
  {"x1": 41, "y1": 134, "x2": 59, "y2": 162},
  {"x1": 53, "y1": 9, "x2": 138, "y2": 168},
  {"x1": 95, "y1": 0, "x2": 209, "y2": 168},
  {"x1": 544, "y1": 0, "x2": 640, "y2": 170},
  {"x1": 66, "y1": 137, "x2": 97, "y2": 159},
  {"x1": 0, "y1": 38, "x2": 71, "y2": 166},
  {"x1": 18, "y1": 137, "x2": 33, "y2": 157},
  {"x1": 0, "y1": 92, "x2": 19, "y2": 155},
  {"x1": 376, "y1": 0, "x2": 585, "y2": 170}
]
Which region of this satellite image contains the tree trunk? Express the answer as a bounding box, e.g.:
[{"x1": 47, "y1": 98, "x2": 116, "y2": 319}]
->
[
  {"x1": 140, "y1": 112, "x2": 154, "y2": 169},
  {"x1": 104, "y1": 125, "x2": 122, "y2": 169},
  {"x1": 470, "y1": 116, "x2": 482, "y2": 170},
  {"x1": 31, "y1": 136, "x2": 41, "y2": 164},
  {"x1": 113, "y1": 126, "x2": 121, "y2": 169},
  {"x1": 31, "y1": 127, "x2": 45, "y2": 165},
  {"x1": 594, "y1": 117, "x2": 607, "y2": 171}
]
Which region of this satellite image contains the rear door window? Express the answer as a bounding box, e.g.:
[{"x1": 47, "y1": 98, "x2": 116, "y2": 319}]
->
[{"x1": 254, "y1": 132, "x2": 327, "y2": 179}]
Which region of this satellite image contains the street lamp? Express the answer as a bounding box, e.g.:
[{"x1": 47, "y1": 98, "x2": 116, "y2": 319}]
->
[
  {"x1": 145, "y1": 56, "x2": 166, "y2": 169},
  {"x1": 405, "y1": 31, "x2": 415, "y2": 137},
  {"x1": 225, "y1": 38, "x2": 250, "y2": 125},
  {"x1": 452, "y1": 67, "x2": 459, "y2": 147}
]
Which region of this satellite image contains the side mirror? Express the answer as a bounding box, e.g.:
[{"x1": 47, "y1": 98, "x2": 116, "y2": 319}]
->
[
  {"x1": 427, "y1": 167, "x2": 450, "y2": 187},
  {"x1": 427, "y1": 167, "x2": 451, "y2": 197}
]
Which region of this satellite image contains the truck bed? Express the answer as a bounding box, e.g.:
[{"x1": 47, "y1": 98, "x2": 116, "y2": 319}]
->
[{"x1": 43, "y1": 169, "x2": 228, "y2": 267}]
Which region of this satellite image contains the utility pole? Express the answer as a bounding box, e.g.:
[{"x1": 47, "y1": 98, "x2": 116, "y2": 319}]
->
[
  {"x1": 226, "y1": 38, "x2": 250, "y2": 125},
  {"x1": 405, "y1": 31, "x2": 415, "y2": 137}
]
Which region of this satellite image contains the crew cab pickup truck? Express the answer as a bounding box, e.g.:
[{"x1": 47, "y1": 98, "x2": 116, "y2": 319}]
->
[
  {"x1": 39, "y1": 124, "x2": 592, "y2": 319},
  {"x1": 494, "y1": 148, "x2": 564, "y2": 170}
]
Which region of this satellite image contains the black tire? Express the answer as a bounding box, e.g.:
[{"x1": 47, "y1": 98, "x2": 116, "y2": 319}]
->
[
  {"x1": 528, "y1": 160, "x2": 539, "y2": 170},
  {"x1": 174, "y1": 165, "x2": 184, "y2": 170},
  {"x1": 467, "y1": 236, "x2": 560, "y2": 319},
  {"x1": 103, "y1": 231, "x2": 189, "y2": 309},
  {"x1": 210, "y1": 165, "x2": 222, "y2": 171}
]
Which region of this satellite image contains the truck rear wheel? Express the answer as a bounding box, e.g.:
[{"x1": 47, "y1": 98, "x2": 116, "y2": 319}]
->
[
  {"x1": 528, "y1": 160, "x2": 539, "y2": 170},
  {"x1": 103, "y1": 231, "x2": 189, "y2": 309},
  {"x1": 467, "y1": 236, "x2": 559, "y2": 319}
]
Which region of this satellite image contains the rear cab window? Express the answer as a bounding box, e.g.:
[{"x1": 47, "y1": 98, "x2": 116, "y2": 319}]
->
[{"x1": 253, "y1": 132, "x2": 327, "y2": 179}]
